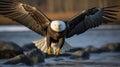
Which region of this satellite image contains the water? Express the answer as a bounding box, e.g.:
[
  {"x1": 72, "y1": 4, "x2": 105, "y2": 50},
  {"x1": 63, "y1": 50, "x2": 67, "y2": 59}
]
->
[
  {"x1": 0, "y1": 25, "x2": 120, "y2": 48},
  {"x1": 0, "y1": 25, "x2": 120, "y2": 67}
]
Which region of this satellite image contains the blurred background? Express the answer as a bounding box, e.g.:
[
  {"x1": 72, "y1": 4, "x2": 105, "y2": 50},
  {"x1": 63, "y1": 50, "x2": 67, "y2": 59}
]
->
[
  {"x1": 0, "y1": 1, "x2": 120, "y2": 67},
  {"x1": 0, "y1": 0, "x2": 120, "y2": 25}
]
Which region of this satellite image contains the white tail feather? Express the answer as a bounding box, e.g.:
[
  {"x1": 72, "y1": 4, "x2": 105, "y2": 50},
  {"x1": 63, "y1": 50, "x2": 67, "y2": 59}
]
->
[{"x1": 33, "y1": 37, "x2": 72, "y2": 54}]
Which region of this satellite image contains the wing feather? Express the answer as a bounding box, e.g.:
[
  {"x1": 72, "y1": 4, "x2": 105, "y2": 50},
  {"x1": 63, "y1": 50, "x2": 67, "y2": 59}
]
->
[
  {"x1": 104, "y1": 12, "x2": 117, "y2": 16},
  {"x1": 66, "y1": 6, "x2": 119, "y2": 38},
  {"x1": 0, "y1": 0, "x2": 50, "y2": 36}
]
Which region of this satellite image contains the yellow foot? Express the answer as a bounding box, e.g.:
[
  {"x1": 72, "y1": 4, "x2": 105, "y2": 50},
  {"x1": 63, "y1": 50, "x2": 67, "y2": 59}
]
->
[
  {"x1": 55, "y1": 48, "x2": 60, "y2": 56},
  {"x1": 47, "y1": 47, "x2": 52, "y2": 55}
]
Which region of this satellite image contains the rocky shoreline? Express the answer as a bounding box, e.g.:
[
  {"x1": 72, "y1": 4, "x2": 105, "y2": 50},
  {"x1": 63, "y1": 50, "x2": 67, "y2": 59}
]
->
[{"x1": 0, "y1": 40, "x2": 120, "y2": 66}]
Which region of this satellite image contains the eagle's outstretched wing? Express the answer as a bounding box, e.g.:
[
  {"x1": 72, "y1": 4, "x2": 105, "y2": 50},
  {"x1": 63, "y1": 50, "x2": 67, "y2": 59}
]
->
[
  {"x1": 0, "y1": 0, "x2": 51, "y2": 36},
  {"x1": 66, "y1": 6, "x2": 119, "y2": 38}
]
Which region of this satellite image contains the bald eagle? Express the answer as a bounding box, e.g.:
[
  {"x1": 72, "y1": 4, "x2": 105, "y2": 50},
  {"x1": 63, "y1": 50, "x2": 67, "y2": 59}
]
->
[{"x1": 0, "y1": 0, "x2": 119, "y2": 55}]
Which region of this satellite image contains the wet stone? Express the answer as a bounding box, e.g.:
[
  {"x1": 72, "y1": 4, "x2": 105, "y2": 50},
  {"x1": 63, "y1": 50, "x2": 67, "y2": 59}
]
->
[
  {"x1": 69, "y1": 50, "x2": 89, "y2": 59},
  {"x1": 100, "y1": 43, "x2": 120, "y2": 52},
  {"x1": 3, "y1": 49, "x2": 45, "y2": 66},
  {"x1": 115, "y1": 43, "x2": 120, "y2": 52},
  {"x1": 25, "y1": 49, "x2": 45, "y2": 64},
  {"x1": 22, "y1": 43, "x2": 37, "y2": 51},
  {"x1": 84, "y1": 45, "x2": 101, "y2": 53},
  {"x1": 44, "y1": 52, "x2": 71, "y2": 58},
  {"x1": 3, "y1": 54, "x2": 33, "y2": 66},
  {"x1": 0, "y1": 41, "x2": 24, "y2": 59}
]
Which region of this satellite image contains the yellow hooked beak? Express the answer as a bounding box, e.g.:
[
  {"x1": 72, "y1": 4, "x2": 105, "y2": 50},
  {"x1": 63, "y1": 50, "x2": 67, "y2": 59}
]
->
[{"x1": 55, "y1": 24, "x2": 61, "y2": 30}]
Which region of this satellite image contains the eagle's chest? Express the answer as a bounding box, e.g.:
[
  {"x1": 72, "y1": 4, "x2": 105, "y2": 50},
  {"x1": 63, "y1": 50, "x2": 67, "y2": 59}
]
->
[
  {"x1": 51, "y1": 31, "x2": 63, "y2": 40},
  {"x1": 48, "y1": 28, "x2": 65, "y2": 40}
]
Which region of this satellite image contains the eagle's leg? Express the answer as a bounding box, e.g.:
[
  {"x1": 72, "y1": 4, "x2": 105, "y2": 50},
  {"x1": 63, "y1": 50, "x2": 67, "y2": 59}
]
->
[
  {"x1": 47, "y1": 47, "x2": 52, "y2": 55},
  {"x1": 55, "y1": 38, "x2": 65, "y2": 55},
  {"x1": 55, "y1": 48, "x2": 60, "y2": 55},
  {"x1": 47, "y1": 36, "x2": 52, "y2": 55}
]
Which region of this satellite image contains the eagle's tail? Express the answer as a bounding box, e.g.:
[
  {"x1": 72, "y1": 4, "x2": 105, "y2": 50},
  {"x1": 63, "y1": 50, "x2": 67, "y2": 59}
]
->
[{"x1": 33, "y1": 37, "x2": 72, "y2": 54}]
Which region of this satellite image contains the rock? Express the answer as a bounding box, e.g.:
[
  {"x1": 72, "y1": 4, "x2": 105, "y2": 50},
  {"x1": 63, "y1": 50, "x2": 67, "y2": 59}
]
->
[
  {"x1": 4, "y1": 49, "x2": 45, "y2": 65},
  {"x1": 53, "y1": 58, "x2": 64, "y2": 61},
  {"x1": 25, "y1": 49, "x2": 45, "y2": 64},
  {"x1": 115, "y1": 43, "x2": 120, "y2": 52},
  {"x1": 0, "y1": 41, "x2": 23, "y2": 59},
  {"x1": 44, "y1": 52, "x2": 71, "y2": 58},
  {"x1": 22, "y1": 43, "x2": 37, "y2": 51},
  {"x1": 58, "y1": 53, "x2": 71, "y2": 57},
  {"x1": 84, "y1": 45, "x2": 101, "y2": 53},
  {"x1": 100, "y1": 43, "x2": 120, "y2": 52},
  {"x1": 3, "y1": 55, "x2": 33, "y2": 66},
  {"x1": 69, "y1": 50, "x2": 89, "y2": 59},
  {"x1": 66, "y1": 47, "x2": 83, "y2": 52}
]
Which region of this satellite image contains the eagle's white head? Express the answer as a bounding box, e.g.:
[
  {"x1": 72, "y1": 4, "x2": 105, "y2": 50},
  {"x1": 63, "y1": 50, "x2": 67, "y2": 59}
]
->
[{"x1": 50, "y1": 20, "x2": 66, "y2": 32}]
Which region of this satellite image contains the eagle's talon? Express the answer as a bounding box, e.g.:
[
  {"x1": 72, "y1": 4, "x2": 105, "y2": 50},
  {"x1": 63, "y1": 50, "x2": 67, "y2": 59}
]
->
[
  {"x1": 47, "y1": 47, "x2": 52, "y2": 55},
  {"x1": 55, "y1": 48, "x2": 60, "y2": 55}
]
